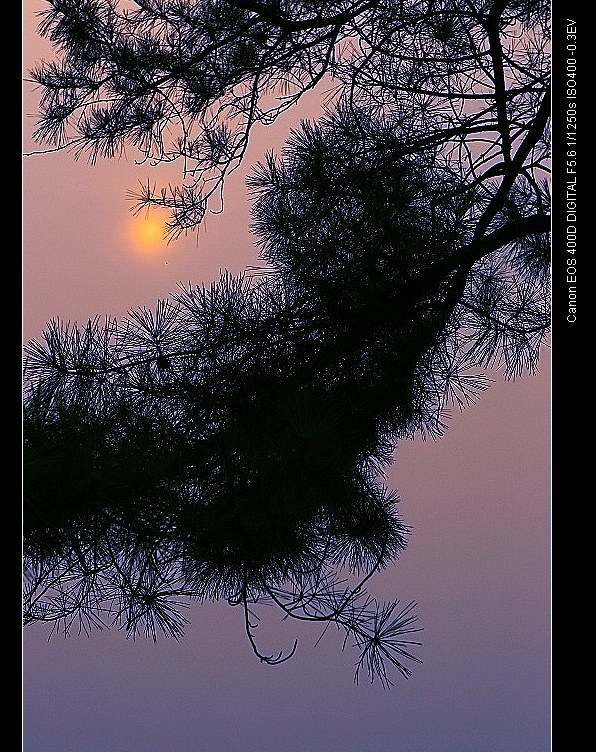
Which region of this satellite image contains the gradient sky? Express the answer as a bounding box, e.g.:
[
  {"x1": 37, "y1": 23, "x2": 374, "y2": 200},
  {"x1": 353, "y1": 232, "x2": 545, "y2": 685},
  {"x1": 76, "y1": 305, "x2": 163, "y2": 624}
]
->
[{"x1": 22, "y1": 2, "x2": 551, "y2": 750}]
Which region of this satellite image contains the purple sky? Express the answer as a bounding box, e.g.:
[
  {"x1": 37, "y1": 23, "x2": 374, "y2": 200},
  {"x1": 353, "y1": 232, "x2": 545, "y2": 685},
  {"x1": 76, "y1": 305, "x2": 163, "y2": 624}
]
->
[{"x1": 22, "y1": 2, "x2": 551, "y2": 749}]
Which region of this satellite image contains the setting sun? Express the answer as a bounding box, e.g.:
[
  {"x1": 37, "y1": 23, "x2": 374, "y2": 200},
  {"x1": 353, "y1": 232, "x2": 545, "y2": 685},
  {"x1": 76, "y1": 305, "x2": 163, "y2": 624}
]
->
[{"x1": 127, "y1": 212, "x2": 168, "y2": 255}]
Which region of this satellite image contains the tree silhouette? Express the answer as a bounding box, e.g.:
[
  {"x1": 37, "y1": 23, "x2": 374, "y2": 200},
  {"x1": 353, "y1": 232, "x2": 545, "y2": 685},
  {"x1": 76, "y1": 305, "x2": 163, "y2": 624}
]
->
[
  {"x1": 24, "y1": 0, "x2": 550, "y2": 688},
  {"x1": 27, "y1": 0, "x2": 550, "y2": 239}
]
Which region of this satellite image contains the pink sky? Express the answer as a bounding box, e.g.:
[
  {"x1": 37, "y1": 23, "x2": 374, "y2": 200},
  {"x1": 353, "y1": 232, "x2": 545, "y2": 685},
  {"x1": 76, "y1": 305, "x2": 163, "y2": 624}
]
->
[{"x1": 23, "y1": 0, "x2": 326, "y2": 343}]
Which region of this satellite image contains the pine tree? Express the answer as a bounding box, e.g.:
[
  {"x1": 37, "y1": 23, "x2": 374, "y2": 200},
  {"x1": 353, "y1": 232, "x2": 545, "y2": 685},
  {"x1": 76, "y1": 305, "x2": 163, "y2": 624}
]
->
[{"x1": 24, "y1": 0, "x2": 550, "y2": 687}]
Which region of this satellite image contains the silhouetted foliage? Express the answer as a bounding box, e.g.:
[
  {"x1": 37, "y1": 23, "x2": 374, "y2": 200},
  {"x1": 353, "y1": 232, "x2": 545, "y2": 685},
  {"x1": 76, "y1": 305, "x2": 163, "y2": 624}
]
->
[
  {"x1": 28, "y1": 0, "x2": 550, "y2": 239},
  {"x1": 24, "y1": 0, "x2": 550, "y2": 687}
]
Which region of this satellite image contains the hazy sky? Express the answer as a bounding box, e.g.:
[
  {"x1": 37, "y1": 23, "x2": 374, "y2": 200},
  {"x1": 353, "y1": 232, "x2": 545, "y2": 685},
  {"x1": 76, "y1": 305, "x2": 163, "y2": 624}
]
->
[{"x1": 22, "y1": 2, "x2": 551, "y2": 750}]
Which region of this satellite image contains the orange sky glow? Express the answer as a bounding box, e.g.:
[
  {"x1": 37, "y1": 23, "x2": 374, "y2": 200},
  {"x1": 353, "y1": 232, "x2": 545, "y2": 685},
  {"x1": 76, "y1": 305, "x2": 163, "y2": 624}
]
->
[{"x1": 126, "y1": 212, "x2": 169, "y2": 255}]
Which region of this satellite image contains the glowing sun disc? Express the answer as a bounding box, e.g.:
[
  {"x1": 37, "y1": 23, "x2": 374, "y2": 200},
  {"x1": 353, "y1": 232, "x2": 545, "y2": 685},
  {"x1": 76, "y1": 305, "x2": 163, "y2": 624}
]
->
[{"x1": 127, "y1": 213, "x2": 168, "y2": 254}]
